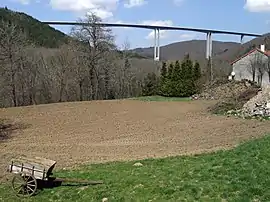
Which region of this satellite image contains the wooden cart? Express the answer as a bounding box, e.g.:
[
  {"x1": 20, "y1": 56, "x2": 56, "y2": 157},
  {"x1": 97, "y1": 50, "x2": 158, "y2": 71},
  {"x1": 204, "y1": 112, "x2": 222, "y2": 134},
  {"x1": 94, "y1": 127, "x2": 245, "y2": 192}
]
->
[{"x1": 7, "y1": 156, "x2": 103, "y2": 197}]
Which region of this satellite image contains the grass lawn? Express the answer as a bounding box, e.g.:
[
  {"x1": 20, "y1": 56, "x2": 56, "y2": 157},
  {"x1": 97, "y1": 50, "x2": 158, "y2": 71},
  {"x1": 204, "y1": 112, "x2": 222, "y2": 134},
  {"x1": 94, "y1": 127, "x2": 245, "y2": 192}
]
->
[
  {"x1": 1, "y1": 136, "x2": 270, "y2": 202},
  {"x1": 131, "y1": 96, "x2": 191, "y2": 102}
]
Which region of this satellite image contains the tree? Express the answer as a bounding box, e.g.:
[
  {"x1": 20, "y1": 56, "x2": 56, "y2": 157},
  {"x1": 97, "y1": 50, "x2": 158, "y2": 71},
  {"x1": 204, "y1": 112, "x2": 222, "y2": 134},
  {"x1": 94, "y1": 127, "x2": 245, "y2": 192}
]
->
[
  {"x1": 193, "y1": 61, "x2": 201, "y2": 81},
  {"x1": 264, "y1": 36, "x2": 270, "y2": 83},
  {"x1": 184, "y1": 54, "x2": 193, "y2": 80},
  {"x1": 159, "y1": 62, "x2": 168, "y2": 96},
  {"x1": 142, "y1": 73, "x2": 159, "y2": 96},
  {"x1": 172, "y1": 60, "x2": 181, "y2": 81},
  {"x1": 117, "y1": 39, "x2": 133, "y2": 98},
  {"x1": 160, "y1": 62, "x2": 167, "y2": 79},
  {"x1": 50, "y1": 44, "x2": 75, "y2": 102},
  {"x1": 248, "y1": 57, "x2": 257, "y2": 83},
  {"x1": 167, "y1": 63, "x2": 174, "y2": 79},
  {"x1": 180, "y1": 56, "x2": 195, "y2": 96},
  {"x1": 248, "y1": 52, "x2": 267, "y2": 86},
  {"x1": 0, "y1": 21, "x2": 28, "y2": 106},
  {"x1": 70, "y1": 12, "x2": 116, "y2": 100}
]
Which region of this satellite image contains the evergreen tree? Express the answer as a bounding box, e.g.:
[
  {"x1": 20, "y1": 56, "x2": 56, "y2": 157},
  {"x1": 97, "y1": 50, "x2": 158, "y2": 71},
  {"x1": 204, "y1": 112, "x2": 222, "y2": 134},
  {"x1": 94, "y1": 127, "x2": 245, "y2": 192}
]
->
[
  {"x1": 193, "y1": 61, "x2": 201, "y2": 81},
  {"x1": 160, "y1": 62, "x2": 167, "y2": 79},
  {"x1": 170, "y1": 60, "x2": 182, "y2": 96},
  {"x1": 180, "y1": 54, "x2": 196, "y2": 96},
  {"x1": 172, "y1": 60, "x2": 181, "y2": 81},
  {"x1": 184, "y1": 54, "x2": 193, "y2": 80},
  {"x1": 163, "y1": 62, "x2": 174, "y2": 97},
  {"x1": 159, "y1": 62, "x2": 167, "y2": 96},
  {"x1": 167, "y1": 63, "x2": 174, "y2": 79},
  {"x1": 181, "y1": 58, "x2": 188, "y2": 80},
  {"x1": 142, "y1": 73, "x2": 159, "y2": 96},
  {"x1": 156, "y1": 58, "x2": 202, "y2": 98}
]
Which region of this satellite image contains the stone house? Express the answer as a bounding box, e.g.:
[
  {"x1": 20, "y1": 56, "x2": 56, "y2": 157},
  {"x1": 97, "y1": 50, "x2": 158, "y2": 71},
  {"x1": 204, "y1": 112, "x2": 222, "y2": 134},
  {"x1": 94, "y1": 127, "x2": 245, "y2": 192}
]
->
[{"x1": 231, "y1": 45, "x2": 270, "y2": 86}]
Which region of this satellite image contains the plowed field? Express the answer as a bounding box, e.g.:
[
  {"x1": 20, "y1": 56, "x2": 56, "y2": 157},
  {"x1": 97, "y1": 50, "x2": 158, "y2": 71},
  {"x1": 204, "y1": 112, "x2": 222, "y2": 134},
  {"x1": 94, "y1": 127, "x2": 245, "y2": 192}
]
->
[{"x1": 1, "y1": 100, "x2": 269, "y2": 181}]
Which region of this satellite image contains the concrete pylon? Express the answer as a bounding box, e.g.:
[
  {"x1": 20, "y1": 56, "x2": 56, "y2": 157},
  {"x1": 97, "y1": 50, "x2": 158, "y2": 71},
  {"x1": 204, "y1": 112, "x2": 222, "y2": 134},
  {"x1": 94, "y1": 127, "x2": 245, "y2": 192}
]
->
[
  {"x1": 153, "y1": 28, "x2": 160, "y2": 61},
  {"x1": 240, "y1": 35, "x2": 244, "y2": 44},
  {"x1": 206, "y1": 32, "x2": 212, "y2": 59}
]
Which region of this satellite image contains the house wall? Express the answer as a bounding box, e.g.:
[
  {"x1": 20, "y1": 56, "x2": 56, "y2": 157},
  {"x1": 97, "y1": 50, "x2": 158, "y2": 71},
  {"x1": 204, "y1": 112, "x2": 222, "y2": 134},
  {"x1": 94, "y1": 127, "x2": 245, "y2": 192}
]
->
[{"x1": 232, "y1": 50, "x2": 270, "y2": 86}]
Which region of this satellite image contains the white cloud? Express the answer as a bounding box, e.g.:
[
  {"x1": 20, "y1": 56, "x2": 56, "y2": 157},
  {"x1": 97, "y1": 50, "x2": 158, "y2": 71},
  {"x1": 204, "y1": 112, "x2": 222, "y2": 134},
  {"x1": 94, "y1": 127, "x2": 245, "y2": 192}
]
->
[
  {"x1": 141, "y1": 20, "x2": 173, "y2": 40},
  {"x1": 124, "y1": 0, "x2": 147, "y2": 8},
  {"x1": 11, "y1": 0, "x2": 31, "y2": 4},
  {"x1": 244, "y1": 0, "x2": 270, "y2": 12},
  {"x1": 49, "y1": 0, "x2": 119, "y2": 19}
]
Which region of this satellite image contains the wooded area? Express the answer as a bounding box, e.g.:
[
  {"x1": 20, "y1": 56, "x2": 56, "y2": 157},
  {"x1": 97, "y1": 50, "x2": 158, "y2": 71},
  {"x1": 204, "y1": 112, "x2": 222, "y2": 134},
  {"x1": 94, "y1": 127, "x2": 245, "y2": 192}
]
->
[{"x1": 0, "y1": 13, "x2": 161, "y2": 108}]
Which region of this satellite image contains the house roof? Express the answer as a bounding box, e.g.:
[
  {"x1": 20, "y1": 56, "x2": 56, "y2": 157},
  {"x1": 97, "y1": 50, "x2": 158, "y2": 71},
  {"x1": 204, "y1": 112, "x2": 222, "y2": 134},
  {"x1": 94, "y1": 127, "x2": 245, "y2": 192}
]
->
[{"x1": 230, "y1": 48, "x2": 270, "y2": 65}]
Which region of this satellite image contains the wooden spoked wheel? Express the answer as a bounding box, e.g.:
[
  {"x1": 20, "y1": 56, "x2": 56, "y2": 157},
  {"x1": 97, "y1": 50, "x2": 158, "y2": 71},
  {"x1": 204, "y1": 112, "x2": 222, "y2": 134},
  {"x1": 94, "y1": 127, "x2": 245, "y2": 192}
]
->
[{"x1": 11, "y1": 174, "x2": 37, "y2": 197}]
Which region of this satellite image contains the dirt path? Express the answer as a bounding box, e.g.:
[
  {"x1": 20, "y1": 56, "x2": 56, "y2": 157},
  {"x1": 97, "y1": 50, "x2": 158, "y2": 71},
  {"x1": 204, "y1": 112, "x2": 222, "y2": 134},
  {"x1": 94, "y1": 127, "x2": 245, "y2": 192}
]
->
[{"x1": 1, "y1": 100, "x2": 269, "y2": 181}]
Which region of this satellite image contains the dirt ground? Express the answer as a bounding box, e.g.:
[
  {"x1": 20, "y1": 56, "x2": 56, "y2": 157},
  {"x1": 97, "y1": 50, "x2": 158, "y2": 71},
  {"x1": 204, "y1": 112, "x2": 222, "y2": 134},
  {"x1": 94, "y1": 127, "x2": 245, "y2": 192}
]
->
[{"x1": 1, "y1": 100, "x2": 270, "y2": 181}]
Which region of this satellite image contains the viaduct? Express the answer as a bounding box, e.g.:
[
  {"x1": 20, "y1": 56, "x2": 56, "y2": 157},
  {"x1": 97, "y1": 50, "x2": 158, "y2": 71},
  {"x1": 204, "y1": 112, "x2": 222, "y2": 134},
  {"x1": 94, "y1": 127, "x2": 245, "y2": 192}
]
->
[{"x1": 42, "y1": 21, "x2": 262, "y2": 61}]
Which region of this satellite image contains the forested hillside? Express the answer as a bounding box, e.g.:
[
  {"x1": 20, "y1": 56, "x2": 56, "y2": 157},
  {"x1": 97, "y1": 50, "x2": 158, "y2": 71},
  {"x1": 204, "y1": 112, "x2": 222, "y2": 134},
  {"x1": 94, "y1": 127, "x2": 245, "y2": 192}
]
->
[{"x1": 0, "y1": 7, "x2": 69, "y2": 48}]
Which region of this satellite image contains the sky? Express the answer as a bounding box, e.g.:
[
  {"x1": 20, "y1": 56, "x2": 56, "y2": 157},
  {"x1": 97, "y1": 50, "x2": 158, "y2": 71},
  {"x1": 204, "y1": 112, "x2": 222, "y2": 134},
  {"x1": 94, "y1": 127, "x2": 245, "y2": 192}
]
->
[{"x1": 2, "y1": 0, "x2": 270, "y2": 48}]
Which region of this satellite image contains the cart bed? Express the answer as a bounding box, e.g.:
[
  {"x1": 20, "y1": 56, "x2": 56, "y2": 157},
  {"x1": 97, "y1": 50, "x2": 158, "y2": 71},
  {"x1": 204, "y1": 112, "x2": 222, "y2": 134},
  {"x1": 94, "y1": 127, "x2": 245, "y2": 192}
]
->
[{"x1": 8, "y1": 156, "x2": 56, "y2": 180}]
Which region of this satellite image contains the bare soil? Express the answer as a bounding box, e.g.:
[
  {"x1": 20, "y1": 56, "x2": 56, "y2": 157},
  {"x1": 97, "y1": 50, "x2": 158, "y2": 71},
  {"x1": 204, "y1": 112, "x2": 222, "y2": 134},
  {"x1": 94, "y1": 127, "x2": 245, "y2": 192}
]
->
[{"x1": 1, "y1": 100, "x2": 270, "y2": 181}]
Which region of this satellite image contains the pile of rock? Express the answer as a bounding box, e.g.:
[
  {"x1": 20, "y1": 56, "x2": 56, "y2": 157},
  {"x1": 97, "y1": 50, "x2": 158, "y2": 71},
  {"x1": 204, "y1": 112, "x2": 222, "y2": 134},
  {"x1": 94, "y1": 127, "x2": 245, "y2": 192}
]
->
[
  {"x1": 192, "y1": 80, "x2": 255, "y2": 101},
  {"x1": 241, "y1": 86, "x2": 270, "y2": 117}
]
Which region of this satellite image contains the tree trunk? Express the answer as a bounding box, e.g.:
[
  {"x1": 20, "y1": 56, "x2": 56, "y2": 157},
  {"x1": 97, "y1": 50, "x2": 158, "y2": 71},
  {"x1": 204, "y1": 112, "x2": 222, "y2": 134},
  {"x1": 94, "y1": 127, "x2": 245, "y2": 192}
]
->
[
  {"x1": 252, "y1": 70, "x2": 256, "y2": 82},
  {"x1": 90, "y1": 68, "x2": 95, "y2": 100},
  {"x1": 94, "y1": 70, "x2": 99, "y2": 100},
  {"x1": 58, "y1": 78, "x2": 65, "y2": 102},
  {"x1": 11, "y1": 71, "x2": 17, "y2": 107},
  {"x1": 79, "y1": 80, "x2": 83, "y2": 101},
  {"x1": 29, "y1": 91, "x2": 33, "y2": 105}
]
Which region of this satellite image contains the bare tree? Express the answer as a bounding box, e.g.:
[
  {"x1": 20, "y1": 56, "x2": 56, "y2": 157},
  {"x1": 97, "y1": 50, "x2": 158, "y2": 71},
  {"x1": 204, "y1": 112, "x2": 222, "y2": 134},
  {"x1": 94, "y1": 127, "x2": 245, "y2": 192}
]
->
[
  {"x1": 267, "y1": 56, "x2": 270, "y2": 83},
  {"x1": 49, "y1": 44, "x2": 75, "y2": 102},
  {"x1": 70, "y1": 13, "x2": 116, "y2": 100},
  {"x1": 264, "y1": 36, "x2": 270, "y2": 83},
  {"x1": 248, "y1": 52, "x2": 267, "y2": 86},
  {"x1": 248, "y1": 59, "x2": 256, "y2": 83},
  {"x1": 0, "y1": 21, "x2": 28, "y2": 106},
  {"x1": 16, "y1": 47, "x2": 38, "y2": 106},
  {"x1": 119, "y1": 38, "x2": 133, "y2": 97}
]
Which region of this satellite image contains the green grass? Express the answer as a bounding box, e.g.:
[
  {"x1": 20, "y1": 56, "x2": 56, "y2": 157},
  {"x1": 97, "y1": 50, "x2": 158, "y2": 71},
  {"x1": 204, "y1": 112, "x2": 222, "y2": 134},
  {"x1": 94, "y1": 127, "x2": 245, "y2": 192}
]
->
[
  {"x1": 1, "y1": 136, "x2": 270, "y2": 202},
  {"x1": 131, "y1": 96, "x2": 191, "y2": 102}
]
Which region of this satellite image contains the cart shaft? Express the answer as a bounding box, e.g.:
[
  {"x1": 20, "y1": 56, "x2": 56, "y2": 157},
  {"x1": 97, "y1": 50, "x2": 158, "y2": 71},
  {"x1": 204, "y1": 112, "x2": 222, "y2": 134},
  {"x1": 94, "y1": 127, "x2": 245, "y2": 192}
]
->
[{"x1": 54, "y1": 178, "x2": 103, "y2": 185}]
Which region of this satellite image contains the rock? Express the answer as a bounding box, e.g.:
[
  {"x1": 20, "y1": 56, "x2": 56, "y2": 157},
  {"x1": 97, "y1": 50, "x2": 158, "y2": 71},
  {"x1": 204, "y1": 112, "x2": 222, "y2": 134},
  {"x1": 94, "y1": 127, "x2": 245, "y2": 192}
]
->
[
  {"x1": 78, "y1": 186, "x2": 88, "y2": 191},
  {"x1": 134, "y1": 184, "x2": 144, "y2": 188},
  {"x1": 133, "y1": 162, "x2": 143, "y2": 167},
  {"x1": 242, "y1": 86, "x2": 270, "y2": 118},
  {"x1": 102, "y1": 198, "x2": 108, "y2": 202}
]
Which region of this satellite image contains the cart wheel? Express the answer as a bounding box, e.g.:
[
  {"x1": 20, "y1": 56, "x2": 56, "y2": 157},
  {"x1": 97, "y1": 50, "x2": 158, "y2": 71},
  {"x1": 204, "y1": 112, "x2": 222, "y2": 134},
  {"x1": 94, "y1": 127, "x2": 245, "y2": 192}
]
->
[{"x1": 11, "y1": 174, "x2": 37, "y2": 197}]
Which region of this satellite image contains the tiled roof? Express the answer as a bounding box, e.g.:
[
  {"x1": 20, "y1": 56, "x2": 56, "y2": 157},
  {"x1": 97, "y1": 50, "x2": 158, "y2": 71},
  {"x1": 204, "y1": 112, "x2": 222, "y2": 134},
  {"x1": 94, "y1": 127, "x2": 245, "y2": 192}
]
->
[{"x1": 230, "y1": 48, "x2": 270, "y2": 65}]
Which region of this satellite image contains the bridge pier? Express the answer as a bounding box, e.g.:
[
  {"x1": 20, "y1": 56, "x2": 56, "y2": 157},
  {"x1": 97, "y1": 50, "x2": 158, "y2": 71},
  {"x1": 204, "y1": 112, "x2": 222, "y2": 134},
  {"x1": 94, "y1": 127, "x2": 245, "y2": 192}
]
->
[
  {"x1": 240, "y1": 35, "x2": 244, "y2": 44},
  {"x1": 157, "y1": 28, "x2": 160, "y2": 61},
  {"x1": 206, "y1": 32, "x2": 213, "y2": 82},
  {"x1": 154, "y1": 28, "x2": 160, "y2": 61},
  {"x1": 154, "y1": 29, "x2": 157, "y2": 60},
  {"x1": 206, "y1": 32, "x2": 212, "y2": 59}
]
